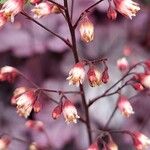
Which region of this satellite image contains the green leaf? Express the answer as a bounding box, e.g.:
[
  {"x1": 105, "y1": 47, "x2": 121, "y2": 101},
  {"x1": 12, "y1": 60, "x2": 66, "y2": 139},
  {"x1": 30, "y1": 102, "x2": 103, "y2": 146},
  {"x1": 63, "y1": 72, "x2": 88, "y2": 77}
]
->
[{"x1": 0, "y1": 0, "x2": 7, "y2": 4}]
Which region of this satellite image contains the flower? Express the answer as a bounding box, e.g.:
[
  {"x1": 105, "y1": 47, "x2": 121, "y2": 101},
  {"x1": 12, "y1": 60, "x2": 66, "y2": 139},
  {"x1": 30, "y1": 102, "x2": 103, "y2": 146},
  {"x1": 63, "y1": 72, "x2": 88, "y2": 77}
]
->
[
  {"x1": 79, "y1": 16, "x2": 94, "y2": 43},
  {"x1": 0, "y1": 12, "x2": 8, "y2": 28},
  {"x1": 141, "y1": 74, "x2": 150, "y2": 88},
  {"x1": 0, "y1": 0, "x2": 24, "y2": 22},
  {"x1": 62, "y1": 99, "x2": 80, "y2": 124},
  {"x1": 67, "y1": 62, "x2": 85, "y2": 87},
  {"x1": 30, "y1": 0, "x2": 41, "y2": 4},
  {"x1": 52, "y1": 105, "x2": 62, "y2": 120},
  {"x1": 87, "y1": 66, "x2": 102, "y2": 87},
  {"x1": 107, "y1": 6, "x2": 117, "y2": 20},
  {"x1": 31, "y1": 2, "x2": 58, "y2": 18},
  {"x1": 0, "y1": 136, "x2": 11, "y2": 150},
  {"x1": 87, "y1": 143, "x2": 99, "y2": 150},
  {"x1": 117, "y1": 95, "x2": 134, "y2": 117},
  {"x1": 113, "y1": 0, "x2": 140, "y2": 19},
  {"x1": 29, "y1": 142, "x2": 40, "y2": 150},
  {"x1": 0, "y1": 66, "x2": 18, "y2": 83},
  {"x1": 25, "y1": 120, "x2": 44, "y2": 132},
  {"x1": 117, "y1": 57, "x2": 129, "y2": 71},
  {"x1": 132, "y1": 132, "x2": 150, "y2": 150},
  {"x1": 15, "y1": 90, "x2": 37, "y2": 118},
  {"x1": 107, "y1": 139, "x2": 118, "y2": 150}
]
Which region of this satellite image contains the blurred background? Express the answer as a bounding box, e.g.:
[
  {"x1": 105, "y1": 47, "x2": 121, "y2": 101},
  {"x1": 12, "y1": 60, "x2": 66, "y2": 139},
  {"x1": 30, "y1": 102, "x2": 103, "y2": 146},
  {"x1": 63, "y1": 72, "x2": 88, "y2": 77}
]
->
[{"x1": 0, "y1": 0, "x2": 150, "y2": 149}]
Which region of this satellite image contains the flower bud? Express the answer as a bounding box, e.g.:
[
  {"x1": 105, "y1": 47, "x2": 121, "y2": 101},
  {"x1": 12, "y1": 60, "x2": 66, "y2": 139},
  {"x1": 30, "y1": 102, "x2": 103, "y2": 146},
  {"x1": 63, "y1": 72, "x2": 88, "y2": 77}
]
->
[
  {"x1": 33, "y1": 100, "x2": 41, "y2": 113},
  {"x1": 52, "y1": 105, "x2": 62, "y2": 120},
  {"x1": 63, "y1": 99, "x2": 80, "y2": 124},
  {"x1": 102, "y1": 68, "x2": 109, "y2": 84},
  {"x1": 88, "y1": 66, "x2": 102, "y2": 87},
  {"x1": 132, "y1": 132, "x2": 150, "y2": 150},
  {"x1": 67, "y1": 62, "x2": 85, "y2": 87},
  {"x1": 79, "y1": 16, "x2": 94, "y2": 43},
  {"x1": 132, "y1": 83, "x2": 144, "y2": 91},
  {"x1": 26, "y1": 120, "x2": 44, "y2": 132},
  {"x1": 107, "y1": 6, "x2": 117, "y2": 20},
  {"x1": 30, "y1": 0, "x2": 41, "y2": 4},
  {"x1": 117, "y1": 95, "x2": 134, "y2": 117},
  {"x1": 0, "y1": 66, "x2": 18, "y2": 83},
  {"x1": 117, "y1": 57, "x2": 129, "y2": 71}
]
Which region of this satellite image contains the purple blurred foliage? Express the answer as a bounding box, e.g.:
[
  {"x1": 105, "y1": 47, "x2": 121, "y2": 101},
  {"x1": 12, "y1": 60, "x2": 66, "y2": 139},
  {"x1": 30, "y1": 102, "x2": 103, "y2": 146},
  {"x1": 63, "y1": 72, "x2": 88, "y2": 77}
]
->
[{"x1": 0, "y1": 0, "x2": 150, "y2": 150}]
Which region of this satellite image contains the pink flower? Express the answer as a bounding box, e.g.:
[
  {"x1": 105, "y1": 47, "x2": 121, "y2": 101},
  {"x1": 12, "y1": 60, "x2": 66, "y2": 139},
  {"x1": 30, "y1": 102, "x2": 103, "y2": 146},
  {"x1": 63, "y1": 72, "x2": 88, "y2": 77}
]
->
[
  {"x1": 117, "y1": 57, "x2": 129, "y2": 71},
  {"x1": 0, "y1": 0, "x2": 24, "y2": 22},
  {"x1": 15, "y1": 90, "x2": 38, "y2": 118},
  {"x1": 132, "y1": 132, "x2": 150, "y2": 150},
  {"x1": 132, "y1": 83, "x2": 144, "y2": 91},
  {"x1": 87, "y1": 66, "x2": 102, "y2": 87},
  {"x1": 30, "y1": 0, "x2": 41, "y2": 4},
  {"x1": 67, "y1": 62, "x2": 85, "y2": 87},
  {"x1": 79, "y1": 16, "x2": 94, "y2": 43},
  {"x1": 117, "y1": 96, "x2": 134, "y2": 117},
  {"x1": 87, "y1": 143, "x2": 99, "y2": 150},
  {"x1": 63, "y1": 100, "x2": 80, "y2": 124},
  {"x1": 113, "y1": 0, "x2": 140, "y2": 19},
  {"x1": 0, "y1": 66, "x2": 18, "y2": 83},
  {"x1": 31, "y1": 2, "x2": 58, "y2": 18},
  {"x1": 25, "y1": 120, "x2": 44, "y2": 132}
]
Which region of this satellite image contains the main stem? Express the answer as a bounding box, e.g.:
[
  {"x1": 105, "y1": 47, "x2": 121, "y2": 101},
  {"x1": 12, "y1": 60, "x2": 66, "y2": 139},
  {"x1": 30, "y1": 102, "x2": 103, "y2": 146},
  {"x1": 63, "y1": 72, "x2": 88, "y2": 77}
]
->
[{"x1": 64, "y1": 0, "x2": 92, "y2": 145}]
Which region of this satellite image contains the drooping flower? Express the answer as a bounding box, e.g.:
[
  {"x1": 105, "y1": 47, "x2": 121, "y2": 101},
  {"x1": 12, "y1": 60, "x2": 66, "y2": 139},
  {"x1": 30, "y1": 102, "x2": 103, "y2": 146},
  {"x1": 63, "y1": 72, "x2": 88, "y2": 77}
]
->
[
  {"x1": 0, "y1": 66, "x2": 18, "y2": 83},
  {"x1": 25, "y1": 120, "x2": 44, "y2": 132},
  {"x1": 117, "y1": 95, "x2": 134, "y2": 117},
  {"x1": 67, "y1": 62, "x2": 85, "y2": 87},
  {"x1": 0, "y1": 136, "x2": 11, "y2": 150},
  {"x1": 0, "y1": 0, "x2": 24, "y2": 22},
  {"x1": 117, "y1": 57, "x2": 129, "y2": 71},
  {"x1": 52, "y1": 105, "x2": 62, "y2": 120},
  {"x1": 31, "y1": 2, "x2": 59, "y2": 18},
  {"x1": 79, "y1": 16, "x2": 94, "y2": 43},
  {"x1": 87, "y1": 66, "x2": 102, "y2": 87},
  {"x1": 113, "y1": 0, "x2": 140, "y2": 19},
  {"x1": 132, "y1": 132, "x2": 150, "y2": 150},
  {"x1": 87, "y1": 143, "x2": 99, "y2": 150},
  {"x1": 62, "y1": 99, "x2": 80, "y2": 124},
  {"x1": 15, "y1": 90, "x2": 38, "y2": 118}
]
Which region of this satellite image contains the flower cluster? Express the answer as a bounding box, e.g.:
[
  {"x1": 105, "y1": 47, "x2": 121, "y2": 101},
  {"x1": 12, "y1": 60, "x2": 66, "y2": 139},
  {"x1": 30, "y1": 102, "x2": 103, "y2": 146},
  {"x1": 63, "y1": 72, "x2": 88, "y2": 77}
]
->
[
  {"x1": 67, "y1": 61, "x2": 109, "y2": 87},
  {"x1": 52, "y1": 99, "x2": 80, "y2": 124}
]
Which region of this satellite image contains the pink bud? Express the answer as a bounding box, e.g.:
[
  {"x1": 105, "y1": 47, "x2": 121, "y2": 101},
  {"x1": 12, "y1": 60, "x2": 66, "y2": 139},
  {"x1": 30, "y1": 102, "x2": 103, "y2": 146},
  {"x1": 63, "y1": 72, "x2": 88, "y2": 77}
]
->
[
  {"x1": 33, "y1": 100, "x2": 41, "y2": 113},
  {"x1": 117, "y1": 96, "x2": 134, "y2": 117},
  {"x1": 30, "y1": 0, "x2": 42, "y2": 4},
  {"x1": 132, "y1": 83, "x2": 144, "y2": 91},
  {"x1": 117, "y1": 57, "x2": 129, "y2": 71},
  {"x1": 52, "y1": 105, "x2": 62, "y2": 120},
  {"x1": 102, "y1": 68, "x2": 109, "y2": 84},
  {"x1": 26, "y1": 120, "x2": 44, "y2": 132},
  {"x1": 107, "y1": 6, "x2": 117, "y2": 20},
  {"x1": 87, "y1": 143, "x2": 99, "y2": 150}
]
